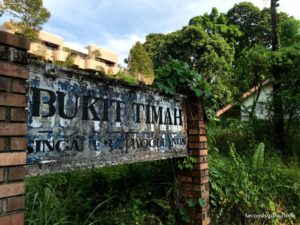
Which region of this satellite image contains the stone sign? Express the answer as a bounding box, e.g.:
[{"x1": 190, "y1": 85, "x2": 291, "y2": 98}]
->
[{"x1": 27, "y1": 64, "x2": 187, "y2": 174}]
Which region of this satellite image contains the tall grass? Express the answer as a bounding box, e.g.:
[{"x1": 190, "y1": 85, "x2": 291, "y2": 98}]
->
[
  {"x1": 26, "y1": 186, "x2": 70, "y2": 225},
  {"x1": 25, "y1": 160, "x2": 178, "y2": 225},
  {"x1": 210, "y1": 143, "x2": 300, "y2": 225}
]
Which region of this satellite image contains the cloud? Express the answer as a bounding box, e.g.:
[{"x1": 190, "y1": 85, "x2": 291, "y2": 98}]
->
[{"x1": 99, "y1": 33, "x2": 146, "y2": 67}]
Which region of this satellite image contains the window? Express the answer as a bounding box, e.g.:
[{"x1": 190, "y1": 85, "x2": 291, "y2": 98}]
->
[
  {"x1": 43, "y1": 41, "x2": 59, "y2": 51},
  {"x1": 95, "y1": 57, "x2": 115, "y2": 67}
]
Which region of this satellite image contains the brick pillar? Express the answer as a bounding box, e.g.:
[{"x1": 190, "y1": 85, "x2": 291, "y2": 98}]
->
[
  {"x1": 180, "y1": 97, "x2": 210, "y2": 225},
  {"x1": 0, "y1": 31, "x2": 29, "y2": 225}
]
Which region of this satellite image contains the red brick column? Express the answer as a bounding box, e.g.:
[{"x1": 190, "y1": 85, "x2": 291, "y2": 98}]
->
[
  {"x1": 180, "y1": 97, "x2": 210, "y2": 225},
  {"x1": 0, "y1": 31, "x2": 29, "y2": 225}
]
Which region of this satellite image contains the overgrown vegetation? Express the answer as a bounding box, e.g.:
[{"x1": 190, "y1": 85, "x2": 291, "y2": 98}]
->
[
  {"x1": 0, "y1": 0, "x2": 50, "y2": 40},
  {"x1": 209, "y1": 124, "x2": 300, "y2": 224},
  {"x1": 26, "y1": 160, "x2": 181, "y2": 225},
  {"x1": 112, "y1": 70, "x2": 139, "y2": 85},
  {"x1": 26, "y1": 139, "x2": 300, "y2": 225}
]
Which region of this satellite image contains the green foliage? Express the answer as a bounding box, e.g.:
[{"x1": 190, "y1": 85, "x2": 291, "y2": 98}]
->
[
  {"x1": 233, "y1": 45, "x2": 271, "y2": 96},
  {"x1": 231, "y1": 44, "x2": 272, "y2": 120},
  {"x1": 144, "y1": 25, "x2": 235, "y2": 106},
  {"x1": 153, "y1": 60, "x2": 211, "y2": 97},
  {"x1": 179, "y1": 198, "x2": 206, "y2": 223},
  {"x1": 252, "y1": 142, "x2": 265, "y2": 168},
  {"x1": 209, "y1": 144, "x2": 300, "y2": 225},
  {"x1": 226, "y1": 2, "x2": 290, "y2": 52},
  {"x1": 26, "y1": 186, "x2": 70, "y2": 225},
  {"x1": 279, "y1": 17, "x2": 300, "y2": 47},
  {"x1": 153, "y1": 60, "x2": 219, "y2": 122},
  {"x1": 189, "y1": 7, "x2": 242, "y2": 46},
  {"x1": 227, "y1": 2, "x2": 263, "y2": 52},
  {"x1": 198, "y1": 198, "x2": 206, "y2": 207},
  {"x1": 143, "y1": 33, "x2": 167, "y2": 69},
  {"x1": 1, "y1": 0, "x2": 50, "y2": 40},
  {"x1": 82, "y1": 198, "x2": 112, "y2": 225},
  {"x1": 179, "y1": 207, "x2": 190, "y2": 223},
  {"x1": 26, "y1": 160, "x2": 178, "y2": 225},
  {"x1": 178, "y1": 156, "x2": 196, "y2": 171},
  {"x1": 112, "y1": 70, "x2": 139, "y2": 85},
  {"x1": 211, "y1": 117, "x2": 300, "y2": 224},
  {"x1": 127, "y1": 41, "x2": 154, "y2": 79},
  {"x1": 214, "y1": 119, "x2": 273, "y2": 156},
  {"x1": 270, "y1": 44, "x2": 300, "y2": 156}
]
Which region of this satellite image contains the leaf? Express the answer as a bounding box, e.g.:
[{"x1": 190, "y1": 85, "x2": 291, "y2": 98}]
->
[
  {"x1": 268, "y1": 200, "x2": 276, "y2": 213},
  {"x1": 188, "y1": 199, "x2": 196, "y2": 208},
  {"x1": 182, "y1": 214, "x2": 191, "y2": 223},
  {"x1": 199, "y1": 198, "x2": 206, "y2": 207},
  {"x1": 210, "y1": 199, "x2": 217, "y2": 206},
  {"x1": 252, "y1": 142, "x2": 265, "y2": 168},
  {"x1": 150, "y1": 199, "x2": 171, "y2": 211},
  {"x1": 179, "y1": 207, "x2": 187, "y2": 216}
]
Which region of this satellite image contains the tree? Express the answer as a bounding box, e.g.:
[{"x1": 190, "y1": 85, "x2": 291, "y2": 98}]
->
[
  {"x1": 270, "y1": 0, "x2": 285, "y2": 154},
  {"x1": 271, "y1": 44, "x2": 300, "y2": 156},
  {"x1": 127, "y1": 41, "x2": 154, "y2": 79},
  {"x1": 259, "y1": 8, "x2": 290, "y2": 48},
  {"x1": 226, "y1": 2, "x2": 293, "y2": 55},
  {"x1": 233, "y1": 45, "x2": 271, "y2": 119},
  {"x1": 143, "y1": 33, "x2": 167, "y2": 69},
  {"x1": 143, "y1": 25, "x2": 235, "y2": 106},
  {"x1": 279, "y1": 17, "x2": 300, "y2": 47},
  {"x1": 227, "y1": 2, "x2": 263, "y2": 53},
  {"x1": 0, "y1": 3, "x2": 4, "y2": 17},
  {"x1": 189, "y1": 7, "x2": 242, "y2": 47},
  {"x1": 141, "y1": 2, "x2": 300, "y2": 124},
  {"x1": 0, "y1": 0, "x2": 50, "y2": 40}
]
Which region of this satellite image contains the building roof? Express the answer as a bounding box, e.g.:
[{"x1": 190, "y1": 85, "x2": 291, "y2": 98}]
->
[
  {"x1": 216, "y1": 79, "x2": 272, "y2": 117},
  {"x1": 64, "y1": 42, "x2": 88, "y2": 55}
]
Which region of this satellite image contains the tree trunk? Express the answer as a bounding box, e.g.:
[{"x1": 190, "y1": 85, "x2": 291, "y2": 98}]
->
[{"x1": 271, "y1": 0, "x2": 286, "y2": 155}]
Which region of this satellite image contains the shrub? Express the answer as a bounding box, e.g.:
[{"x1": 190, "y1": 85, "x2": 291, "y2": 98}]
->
[
  {"x1": 214, "y1": 119, "x2": 274, "y2": 156},
  {"x1": 25, "y1": 160, "x2": 178, "y2": 225},
  {"x1": 210, "y1": 143, "x2": 300, "y2": 225}
]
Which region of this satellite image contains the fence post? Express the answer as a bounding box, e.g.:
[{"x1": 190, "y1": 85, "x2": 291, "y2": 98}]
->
[
  {"x1": 0, "y1": 31, "x2": 29, "y2": 225},
  {"x1": 180, "y1": 96, "x2": 210, "y2": 225}
]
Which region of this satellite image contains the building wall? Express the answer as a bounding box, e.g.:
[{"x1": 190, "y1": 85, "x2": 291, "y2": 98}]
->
[
  {"x1": 2, "y1": 28, "x2": 120, "y2": 74},
  {"x1": 241, "y1": 83, "x2": 273, "y2": 120}
]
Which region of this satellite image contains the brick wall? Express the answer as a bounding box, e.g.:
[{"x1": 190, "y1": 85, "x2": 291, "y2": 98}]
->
[
  {"x1": 180, "y1": 97, "x2": 210, "y2": 225},
  {"x1": 0, "y1": 31, "x2": 29, "y2": 225}
]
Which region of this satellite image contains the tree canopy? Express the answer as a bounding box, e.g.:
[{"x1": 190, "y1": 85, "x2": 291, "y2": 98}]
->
[
  {"x1": 0, "y1": 0, "x2": 50, "y2": 40},
  {"x1": 143, "y1": 23, "x2": 235, "y2": 105},
  {"x1": 130, "y1": 1, "x2": 300, "y2": 156},
  {"x1": 127, "y1": 41, "x2": 154, "y2": 79},
  {"x1": 189, "y1": 7, "x2": 242, "y2": 46}
]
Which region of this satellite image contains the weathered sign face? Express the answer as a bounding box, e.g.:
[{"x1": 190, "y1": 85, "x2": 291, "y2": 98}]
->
[{"x1": 27, "y1": 64, "x2": 187, "y2": 175}]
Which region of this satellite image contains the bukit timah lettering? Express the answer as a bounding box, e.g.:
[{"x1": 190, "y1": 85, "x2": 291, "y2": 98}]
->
[
  {"x1": 27, "y1": 72, "x2": 187, "y2": 168},
  {"x1": 31, "y1": 87, "x2": 183, "y2": 125}
]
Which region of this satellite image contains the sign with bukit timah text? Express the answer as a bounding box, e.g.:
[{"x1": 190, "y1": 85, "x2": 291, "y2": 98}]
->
[{"x1": 27, "y1": 65, "x2": 187, "y2": 174}]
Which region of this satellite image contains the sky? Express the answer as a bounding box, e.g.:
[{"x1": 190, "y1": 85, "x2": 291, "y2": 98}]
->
[{"x1": 2, "y1": 0, "x2": 300, "y2": 67}]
